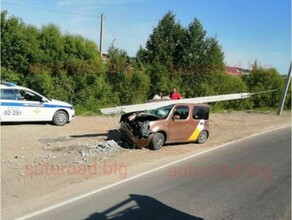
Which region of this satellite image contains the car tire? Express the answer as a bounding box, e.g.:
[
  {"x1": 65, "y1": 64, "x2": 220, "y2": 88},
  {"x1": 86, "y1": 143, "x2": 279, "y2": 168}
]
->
[
  {"x1": 197, "y1": 130, "x2": 208, "y2": 144},
  {"x1": 149, "y1": 133, "x2": 165, "y2": 150},
  {"x1": 53, "y1": 110, "x2": 68, "y2": 126}
]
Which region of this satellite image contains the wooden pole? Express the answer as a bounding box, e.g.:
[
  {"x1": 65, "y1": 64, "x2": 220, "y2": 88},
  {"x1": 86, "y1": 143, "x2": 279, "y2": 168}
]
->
[{"x1": 99, "y1": 13, "x2": 104, "y2": 57}]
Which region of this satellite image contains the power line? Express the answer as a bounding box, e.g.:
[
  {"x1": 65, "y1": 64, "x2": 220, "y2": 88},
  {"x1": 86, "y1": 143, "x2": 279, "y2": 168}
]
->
[
  {"x1": 2, "y1": 1, "x2": 123, "y2": 50},
  {"x1": 1, "y1": 1, "x2": 100, "y2": 18},
  {"x1": 104, "y1": 18, "x2": 121, "y2": 48}
]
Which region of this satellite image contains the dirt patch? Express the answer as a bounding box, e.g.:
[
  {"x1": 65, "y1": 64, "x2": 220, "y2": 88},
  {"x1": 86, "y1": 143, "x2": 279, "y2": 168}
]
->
[{"x1": 1, "y1": 111, "x2": 291, "y2": 219}]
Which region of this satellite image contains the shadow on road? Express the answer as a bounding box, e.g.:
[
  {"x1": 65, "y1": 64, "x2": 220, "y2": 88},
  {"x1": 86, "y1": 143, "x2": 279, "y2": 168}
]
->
[
  {"x1": 70, "y1": 129, "x2": 122, "y2": 142},
  {"x1": 83, "y1": 194, "x2": 204, "y2": 220},
  {"x1": 1, "y1": 121, "x2": 50, "y2": 126}
]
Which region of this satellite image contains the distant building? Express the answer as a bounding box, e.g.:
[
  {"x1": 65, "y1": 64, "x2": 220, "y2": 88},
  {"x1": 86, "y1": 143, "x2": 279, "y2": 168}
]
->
[
  {"x1": 225, "y1": 66, "x2": 250, "y2": 77},
  {"x1": 225, "y1": 66, "x2": 241, "y2": 77}
]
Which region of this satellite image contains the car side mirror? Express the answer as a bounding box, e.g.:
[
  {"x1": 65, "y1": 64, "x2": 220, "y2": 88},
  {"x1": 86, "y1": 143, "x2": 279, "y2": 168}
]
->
[
  {"x1": 41, "y1": 97, "x2": 48, "y2": 102},
  {"x1": 173, "y1": 115, "x2": 180, "y2": 120}
]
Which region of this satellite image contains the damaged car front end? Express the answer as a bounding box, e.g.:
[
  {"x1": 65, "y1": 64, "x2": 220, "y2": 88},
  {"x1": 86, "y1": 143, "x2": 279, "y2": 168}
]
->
[{"x1": 120, "y1": 105, "x2": 174, "y2": 149}]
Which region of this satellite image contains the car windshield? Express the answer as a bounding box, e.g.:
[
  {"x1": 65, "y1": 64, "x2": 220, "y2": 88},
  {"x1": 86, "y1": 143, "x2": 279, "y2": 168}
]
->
[{"x1": 146, "y1": 104, "x2": 174, "y2": 119}]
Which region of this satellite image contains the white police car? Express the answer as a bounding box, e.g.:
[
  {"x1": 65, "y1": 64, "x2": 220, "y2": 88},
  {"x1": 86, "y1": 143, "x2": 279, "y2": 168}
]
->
[{"x1": 0, "y1": 82, "x2": 75, "y2": 126}]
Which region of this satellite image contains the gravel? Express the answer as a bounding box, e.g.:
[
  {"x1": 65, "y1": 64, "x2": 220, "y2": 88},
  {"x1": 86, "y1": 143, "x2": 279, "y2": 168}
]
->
[
  {"x1": 79, "y1": 140, "x2": 129, "y2": 159},
  {"x1": 39, "y1": 136, "x2": 129, "y2": 163}
]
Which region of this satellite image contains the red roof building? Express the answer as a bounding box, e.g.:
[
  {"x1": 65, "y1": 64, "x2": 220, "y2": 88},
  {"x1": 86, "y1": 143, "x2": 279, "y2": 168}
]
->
[{"x1": 225, "y1": 66, "x2": 241, "y2": 77}]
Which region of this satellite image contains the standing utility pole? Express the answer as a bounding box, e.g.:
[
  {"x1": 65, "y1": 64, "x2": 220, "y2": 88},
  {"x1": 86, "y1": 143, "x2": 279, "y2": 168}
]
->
[
  {"x1": 99, "y1": 13, "x2": 104, "y2": 57},
  {"x1": 277, "y1": 62, "x2": 292, "y2": 115}
]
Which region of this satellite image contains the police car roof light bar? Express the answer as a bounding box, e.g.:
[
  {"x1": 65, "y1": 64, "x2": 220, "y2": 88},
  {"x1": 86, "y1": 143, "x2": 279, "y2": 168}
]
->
[{"x1": 1, "y1": 81, "x2": 17, "y2": 87}]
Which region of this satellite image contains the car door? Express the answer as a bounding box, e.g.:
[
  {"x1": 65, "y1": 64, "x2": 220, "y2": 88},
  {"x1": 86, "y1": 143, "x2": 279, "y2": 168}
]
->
[
  {"x1": 168, "y1": 105, "x2": 193, "y2": 142},
  {"x1": 20, "y1": 89, "x2": 49, "y2": 121},
  {"x1": 187, "y1": 106, "x2": 209, "y2": 141},
  {"x1": 0, "y1": 89, "x2": 25, "y2": 122}
]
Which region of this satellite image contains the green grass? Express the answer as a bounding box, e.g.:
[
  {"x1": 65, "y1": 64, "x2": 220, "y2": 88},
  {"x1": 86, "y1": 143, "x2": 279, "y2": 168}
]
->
[
  {"x1": 250, "y1": 107, "x2": 278, "y2": 114},
  {"x1": 74, "y1": 106, "x2": 100, "y2": 116}
]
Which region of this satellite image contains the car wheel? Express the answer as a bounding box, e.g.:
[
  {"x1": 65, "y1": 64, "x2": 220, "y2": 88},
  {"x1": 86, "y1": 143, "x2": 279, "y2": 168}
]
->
[
  {"x1": 197, "y1": 130, "x2": 208, "y2": 144},
  {"x1": 53, "y1": 110, "x2": 68, "y2": 126},
  {"x1": 149, "y1": 133, "x2": 165, "y2": 150}
]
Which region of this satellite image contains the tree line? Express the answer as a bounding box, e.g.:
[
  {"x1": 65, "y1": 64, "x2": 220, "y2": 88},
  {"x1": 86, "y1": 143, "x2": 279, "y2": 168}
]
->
[{"x1": 1, "y1": 11, "x2": 290, "y2": 113}]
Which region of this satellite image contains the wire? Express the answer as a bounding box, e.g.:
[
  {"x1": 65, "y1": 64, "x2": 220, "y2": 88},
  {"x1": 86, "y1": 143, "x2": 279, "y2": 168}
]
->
[
  {"x1": 1, "y1": 1, "x2": 124, "y2": 50},
  {"x1": 1, "y1": 1, "x2": 100, "y2": 18},
  {"x1": 104, "y1": 18, "x2": 121, "y2": 48},
  {"x1": 250, "y1": 89, "x2": 278, "y2": 95}
]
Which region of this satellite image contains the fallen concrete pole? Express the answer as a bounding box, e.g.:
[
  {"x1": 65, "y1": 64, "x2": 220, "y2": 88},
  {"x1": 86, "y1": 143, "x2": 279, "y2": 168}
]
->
[{"x1": 100, "y1": 93, "x2": 251, "y2": 115}]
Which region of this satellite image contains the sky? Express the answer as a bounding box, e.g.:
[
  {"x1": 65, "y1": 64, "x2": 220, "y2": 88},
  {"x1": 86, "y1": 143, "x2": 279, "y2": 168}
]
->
[{"x1": 1, "y1": 0, "x2": 291, "y2": 74}]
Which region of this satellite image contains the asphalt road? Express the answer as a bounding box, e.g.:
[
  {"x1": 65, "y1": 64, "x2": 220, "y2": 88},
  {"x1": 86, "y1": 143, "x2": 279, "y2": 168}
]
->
[{"x1": 22, "y1": 127, "x2": 291, "y2": 220}]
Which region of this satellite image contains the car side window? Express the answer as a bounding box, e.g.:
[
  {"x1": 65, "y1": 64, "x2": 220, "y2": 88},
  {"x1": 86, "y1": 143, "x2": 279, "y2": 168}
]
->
[
  {"x1": 20, "y1": 90, "x2": 42, "y2": 102},
  {"x1": 173, "y1": 106, "x2": 189, "y2": 120},
  {"x1": 193, "y1": 106, "x2": 209, "y2": 120},
  {"x1": 0, "y1": 89, "x2": 18, "y2": 100}
]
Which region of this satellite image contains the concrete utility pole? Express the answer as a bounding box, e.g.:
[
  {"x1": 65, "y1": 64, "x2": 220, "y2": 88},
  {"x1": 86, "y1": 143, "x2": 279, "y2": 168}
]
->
[
  {"x1": 277, "y1": 62, "x2": 292, "y2": 115},
  {"x1": 99, "y1": 13, "x2": 104, "y2": 57}
]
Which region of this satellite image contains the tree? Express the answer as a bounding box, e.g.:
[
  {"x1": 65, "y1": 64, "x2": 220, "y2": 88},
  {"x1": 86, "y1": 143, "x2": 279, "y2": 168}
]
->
[
  {"x1": 184, "y1": 18, "x2": 207, "y2": 71},
  {"x1": 39, "y1": 24, "x2": 65, "y2": 64},
  {"x1": 146, "y1": 63, "x2": 170, "y2": 98},
  {"x1": 1, "y1": 11, "x2": 31, "y2": 74},
  {"x1": 242, "y1": 64, "x2": 284, "y2": 108},
  {"x1": 138, "y1": 12, "x2": 226, "y2": 99},
  {"x1": 1, "y1": 67, "x2": 22, "y2": 83},
  {"x1": 129, "y1": 68, "x2": 150, "y2": 103},
  {"x1": 202, "y1": 73, "x2": 250, "y2": 110},
  {"x1": 105, "y1": 45, "x2": 130, "y2": 104},
  {"x1": 28, "y1": 73, "x2": 55, "y2": 98},
  {"x1": 205, "y1": 37, "x2": 225, "y2": 75},
  {"x1": 63, "y1": 34, "x2": 99, "y2": 61},
  {"x1": 143, "y1": 11, "x2": 184, "y2": 68}
]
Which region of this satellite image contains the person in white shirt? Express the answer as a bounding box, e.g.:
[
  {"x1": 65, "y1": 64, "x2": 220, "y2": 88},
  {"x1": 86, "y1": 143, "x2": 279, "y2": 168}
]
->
[{"x1": 153, "y1": 92, "x2": 162, "y2": 100}]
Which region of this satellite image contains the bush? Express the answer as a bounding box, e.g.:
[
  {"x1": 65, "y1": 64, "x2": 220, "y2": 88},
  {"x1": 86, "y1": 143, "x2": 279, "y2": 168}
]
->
[
  {"x1": 1, "y1": 67, "x2": 22, "y2": 83},
  {"x1": 242, "y1": 67, "x2": 284, "y2": 108}
]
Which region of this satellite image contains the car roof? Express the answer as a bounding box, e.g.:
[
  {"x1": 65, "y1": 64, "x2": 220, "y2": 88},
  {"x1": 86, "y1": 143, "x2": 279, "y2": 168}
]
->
[
  {"x1": 0, "y1": 82, "x2": 46, "y2": 98},
  {"x1": 0, "y1": 84, "x2": 29, "y2": 90},
  {"x1": 0, "y1": 82, "x2": 34, "y2": 91}
]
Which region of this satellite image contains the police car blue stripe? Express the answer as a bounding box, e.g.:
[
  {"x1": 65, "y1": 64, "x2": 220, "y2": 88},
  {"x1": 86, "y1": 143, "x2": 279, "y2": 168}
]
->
[
  {"x1": 0, "y1": 102, "x2": 23, "y2": 107},
  {"x1": 0, "y1": 102, "x2": 72, "y2": 109},
  {"x1": 44, "y1": 104, "x2": 72, "y2": 109}
]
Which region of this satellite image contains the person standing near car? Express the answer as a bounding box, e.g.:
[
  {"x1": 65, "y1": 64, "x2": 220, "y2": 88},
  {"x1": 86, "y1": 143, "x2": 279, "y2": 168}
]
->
[{"x1": 169, "y1": 87, "x2": 182, "y2": 100}]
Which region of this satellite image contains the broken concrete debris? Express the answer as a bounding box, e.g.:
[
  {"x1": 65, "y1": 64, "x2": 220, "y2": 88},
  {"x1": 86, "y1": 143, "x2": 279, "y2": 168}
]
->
[
  {"x1": 39, "y1": 137, "x2": 128, "y2": 163},
  {"x1": 79, "y1": 140, "x2": 127, "y2": 158}
]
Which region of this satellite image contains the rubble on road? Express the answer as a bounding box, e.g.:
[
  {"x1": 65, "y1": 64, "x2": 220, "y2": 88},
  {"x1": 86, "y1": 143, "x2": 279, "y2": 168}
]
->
[
  {"x1": 79, "y1": 140, "x2": 129, "y2": 158},
  {"x1": 39, "y1": 137, "x2": 130, "y2": 162}
]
